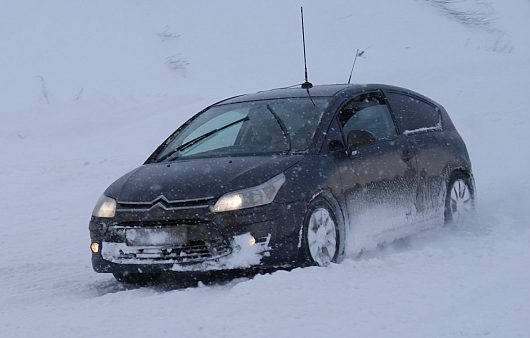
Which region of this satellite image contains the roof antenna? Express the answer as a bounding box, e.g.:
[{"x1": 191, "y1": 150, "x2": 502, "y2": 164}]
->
[
  {"x1": 300, "y1": 6, "x2": 313, "y2": 89},
  {"x1": 347, "y1": 47, "x2": 368, "y2": 84}
]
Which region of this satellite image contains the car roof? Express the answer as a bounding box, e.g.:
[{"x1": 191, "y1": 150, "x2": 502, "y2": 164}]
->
[{"x1": 217, "y1": 83, "x2": 438, "y2": 106}]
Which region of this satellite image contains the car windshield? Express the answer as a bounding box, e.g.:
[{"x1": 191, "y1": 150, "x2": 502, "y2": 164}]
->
[{"x1": 154, "y1": 97, "x2": 331, "y2": 161}]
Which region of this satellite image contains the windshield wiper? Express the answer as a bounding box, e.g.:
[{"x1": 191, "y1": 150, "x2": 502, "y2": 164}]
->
[
  {"x1": 157, "y1": 116, "x2": 249, "y2": 162},
  {"x1": 266, "y1": 104, "x2": 291, "y2": 152}
]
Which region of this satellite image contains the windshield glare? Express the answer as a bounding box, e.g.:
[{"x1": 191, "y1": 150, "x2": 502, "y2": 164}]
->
[{"x1": 155, "y1": 97, "x2": 331, "y2": 161}]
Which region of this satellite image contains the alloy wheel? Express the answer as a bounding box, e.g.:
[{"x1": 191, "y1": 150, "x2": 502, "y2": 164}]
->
[
  {"x1": 307, "y1": 208, "x2": 337, "y2": 266},
  {"x1": 449, "y1": 179, "x2": 473, "y2": 223}
]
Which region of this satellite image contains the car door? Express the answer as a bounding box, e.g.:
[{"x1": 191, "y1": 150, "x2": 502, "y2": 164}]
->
[
  {"x1": 335, "y1": 91, "x2": 418, "y2": 251},
  {"x1": 385, "y1": 91, "x2": 447, "y2": 225}
]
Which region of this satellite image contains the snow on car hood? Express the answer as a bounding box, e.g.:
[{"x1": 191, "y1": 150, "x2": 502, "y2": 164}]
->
[{"x1": 105, "y1": 155, "x2": 304, "y2": 202}]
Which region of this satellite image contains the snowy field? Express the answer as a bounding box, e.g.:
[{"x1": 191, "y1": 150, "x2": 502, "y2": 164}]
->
[{"x1": 1, "y1": 1, "x2": 529, "y2": 337}]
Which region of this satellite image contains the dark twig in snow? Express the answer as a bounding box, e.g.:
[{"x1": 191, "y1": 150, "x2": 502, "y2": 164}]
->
[
  {"x1": 73, "y1": 88, "x2": 84, "y2": 102},
  {"x1": 157, "y1": 25, "x2": 181, "y2": 42},
  {"x1": 36, "y1": 75, "x2": 49, "y2": 104}
]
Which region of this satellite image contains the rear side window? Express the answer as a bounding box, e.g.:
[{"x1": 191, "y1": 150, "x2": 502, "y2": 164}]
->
[
  {"x1": 338, "y1": 94, "x2": 397, "y2": 141},
  {"x1": 386, "y1": 92, "x2": 441, "y2": 134}
]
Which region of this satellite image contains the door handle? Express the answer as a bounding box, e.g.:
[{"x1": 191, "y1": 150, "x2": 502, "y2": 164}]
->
[{"x1": 401, "y1": 149, "x2": 414, "y2": 161}]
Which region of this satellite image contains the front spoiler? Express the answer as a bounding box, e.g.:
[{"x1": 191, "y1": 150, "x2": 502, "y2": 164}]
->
[{"x1": 94, "y1": 233, "x2": 270, "y2": 273}]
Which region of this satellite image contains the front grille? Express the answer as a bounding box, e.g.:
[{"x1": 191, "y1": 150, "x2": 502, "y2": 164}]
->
[
  {"x1": 116, "y1": 196, "x2": 214, "y2": 211},
  {"x1": 114, "y1": 239, "x2": 231, "y2": 264}
]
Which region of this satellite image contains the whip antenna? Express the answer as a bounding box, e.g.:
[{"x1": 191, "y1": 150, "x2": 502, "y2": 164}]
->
[
  {"x1": 300, "y1": 6, "x2": 312, "y2": 89},
  {"x1": 347, "y1": 48, "x2": 359, "y2": 84},
  {"x1": 347, "y1": 47, "x2": 368, "y2": 84}
]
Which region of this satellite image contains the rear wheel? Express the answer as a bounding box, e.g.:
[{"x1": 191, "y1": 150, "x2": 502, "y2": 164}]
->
[
  {"x1": 113, "y1": 272, "x2": 161, "y2": 285},
  {"x1": 302, "y1": 198, "x2": 340, "y2": 266},
  {"x1": 445, "y1": 172, "x2": 474, "y2": 224}
]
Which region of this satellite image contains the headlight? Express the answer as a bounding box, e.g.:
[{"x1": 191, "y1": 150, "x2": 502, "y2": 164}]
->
[
  {"x1": 92, "y1": 195, "x2": 117, "y2": 218},
  {"x1": 212, "y1": 173, "x2": 286, "y2": 212}
]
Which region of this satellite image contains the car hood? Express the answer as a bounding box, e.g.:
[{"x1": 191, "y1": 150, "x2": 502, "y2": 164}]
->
[{"x1": 105, "y1": 155, "x2": 304, "y2": 202}]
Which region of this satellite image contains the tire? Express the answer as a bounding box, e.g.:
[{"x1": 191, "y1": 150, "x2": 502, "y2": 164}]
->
[
  {"x1": 444, "y1": 171, "x2": 475, "y2": 224},
  {"x1": 112, "y1": 272, "x2": 161, "y2": 285},
  {"x1": 301, "y1": 198, "x2": 341, "y2": 267}
]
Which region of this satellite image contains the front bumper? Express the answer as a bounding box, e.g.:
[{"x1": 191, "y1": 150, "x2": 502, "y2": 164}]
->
[{"x1": 89, "y1": 201, "x2": 305, "y2": 274}]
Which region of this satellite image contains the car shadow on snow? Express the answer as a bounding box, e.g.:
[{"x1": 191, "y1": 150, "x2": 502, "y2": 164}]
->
[{"x1": 86, "y1": 267, "x2": 283, "y2": 297}]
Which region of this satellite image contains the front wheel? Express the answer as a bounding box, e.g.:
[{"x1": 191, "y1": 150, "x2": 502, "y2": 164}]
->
[
  {"x1": 301, "y1": 198, "x2": 341, "y2": 266},
  {"x1": 444, "y1": 172, "x2": 475, "y2": 224}
]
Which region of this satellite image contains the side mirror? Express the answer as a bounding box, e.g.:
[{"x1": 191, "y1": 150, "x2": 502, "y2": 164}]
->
[
  {"x1": 328, "y1": 139, "x2": 345, "y2": 153},
  {"x1": 347, "y1": 129, "x2": 376, "y2": 149}
]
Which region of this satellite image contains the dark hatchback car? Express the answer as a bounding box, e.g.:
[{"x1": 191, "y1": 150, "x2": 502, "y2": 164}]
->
[{"x1": 89, "y1": 84, "x2": 475, "y2": 284}]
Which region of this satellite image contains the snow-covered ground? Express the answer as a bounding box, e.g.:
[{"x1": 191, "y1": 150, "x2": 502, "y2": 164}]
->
[{"x1": 1, "y1": 1, "x2": 529, "y2": 337}]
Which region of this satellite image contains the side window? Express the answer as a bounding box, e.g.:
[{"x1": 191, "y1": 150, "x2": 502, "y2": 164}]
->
[
  {"x1": 385, "y1": 92, "x2": 441, "y2": 133},
  {"x1": 338, "y1": 94, "x2": 397, "y2": 141}
]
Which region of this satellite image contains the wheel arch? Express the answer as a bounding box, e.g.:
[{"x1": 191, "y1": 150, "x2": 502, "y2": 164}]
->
[{"x1": 445, "y1": 166, "x2": 476, "y2": 195}]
